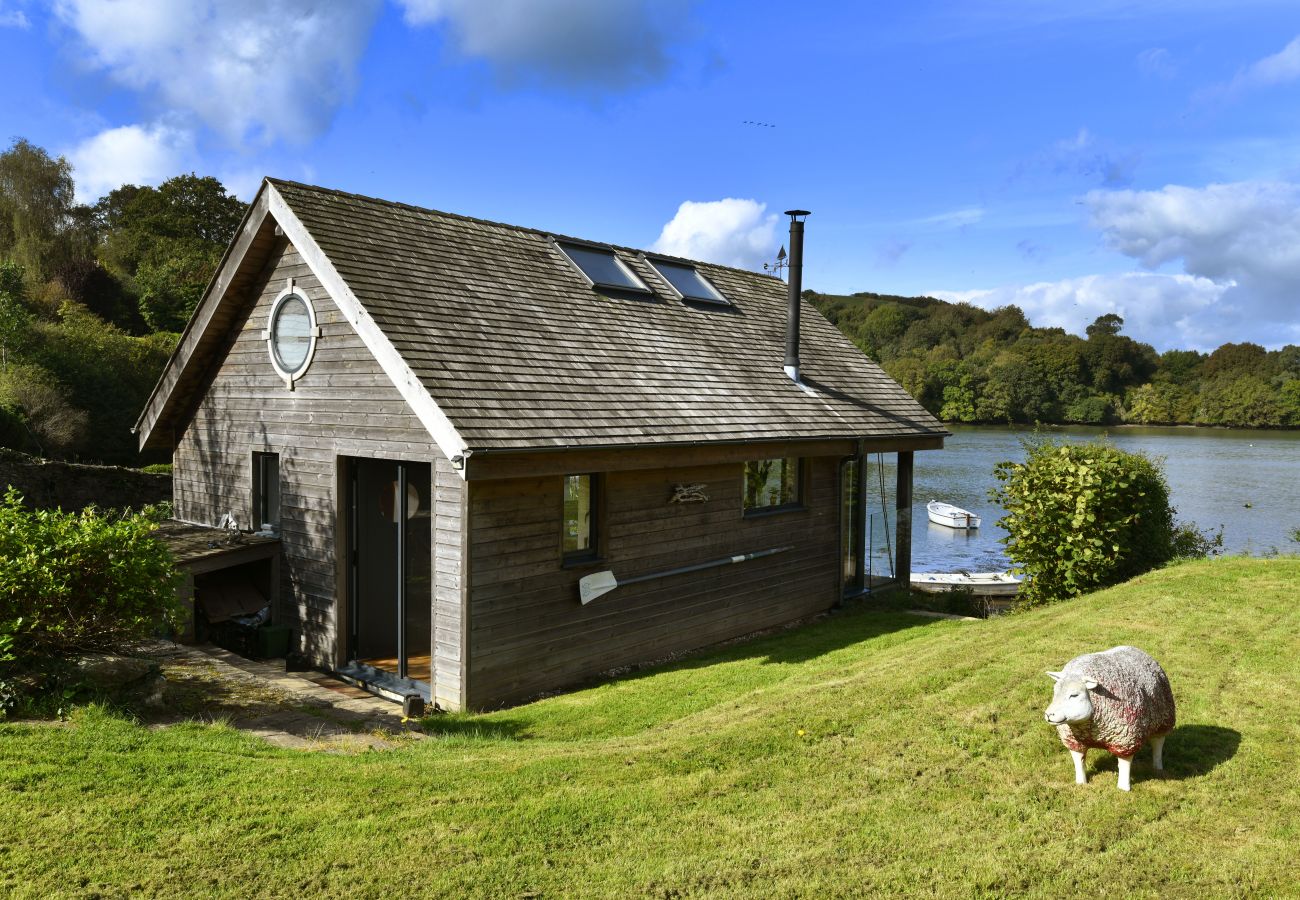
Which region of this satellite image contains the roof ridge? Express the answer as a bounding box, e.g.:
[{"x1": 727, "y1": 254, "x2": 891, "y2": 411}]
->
[{"x1": 263, "y1": 177, "x2": 787, "y2": 282}]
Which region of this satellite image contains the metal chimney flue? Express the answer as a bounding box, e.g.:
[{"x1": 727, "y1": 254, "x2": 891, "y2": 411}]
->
[{"x1": 783, "y1": 209, "x2": 810, "y2": 382}]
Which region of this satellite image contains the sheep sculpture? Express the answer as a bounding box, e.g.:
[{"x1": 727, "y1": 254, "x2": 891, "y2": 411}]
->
[{"x1": 1043, "y1": 645, "x2": 1175, "y2": 791}]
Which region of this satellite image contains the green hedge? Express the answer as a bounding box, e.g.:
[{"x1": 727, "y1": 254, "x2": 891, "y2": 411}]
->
[
  {"x1": 0, "y1": 489, "x2": 182, "y2": 713},
  {"x1": 991, "y1": 438, "x2": 1178, "y2": 605}
]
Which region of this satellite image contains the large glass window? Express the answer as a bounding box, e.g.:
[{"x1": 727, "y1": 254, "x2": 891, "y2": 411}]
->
[
  {"x1": 743, "y1": 458, "x2": 801, "y2": 513},
  {"x1": 562, "y1": 473, "x2": 599, "y2": 561}
]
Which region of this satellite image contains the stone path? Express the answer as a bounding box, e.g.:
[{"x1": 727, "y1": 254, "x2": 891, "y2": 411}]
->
[{"x1": 144, "y1": 643, "x2": 425, "y2": 751}]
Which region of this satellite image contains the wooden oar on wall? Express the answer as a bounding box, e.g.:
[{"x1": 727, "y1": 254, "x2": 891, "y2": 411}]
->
[{"x1": 579, "y1": 545, "x2": 795, "y2": 605}]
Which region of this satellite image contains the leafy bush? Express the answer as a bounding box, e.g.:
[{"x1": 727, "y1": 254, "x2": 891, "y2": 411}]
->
[
  {"x1": 0, "y1": 489, "x2": 182, "y2": 714},
  {"x1": 0, "y1": 361, "x2": 89, "y2": 455},
  {"x1": 991, "y1": 437, "x2": 1194, "y2": 605}
]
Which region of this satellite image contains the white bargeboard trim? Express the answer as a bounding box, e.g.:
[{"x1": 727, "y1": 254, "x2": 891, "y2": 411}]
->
[{"x1": 266, "y1": 182, "x2": 471, "y2": 475}]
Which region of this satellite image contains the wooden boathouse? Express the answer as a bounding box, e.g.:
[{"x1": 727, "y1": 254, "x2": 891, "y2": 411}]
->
[{"x1": 135, "y1": 179, "x2": 947, "y2": 710}]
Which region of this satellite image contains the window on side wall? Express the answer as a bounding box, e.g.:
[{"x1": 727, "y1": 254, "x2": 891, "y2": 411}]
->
[
  {"x1": 562, "y1": 473, "x2": 599, "y2": 563},
  {"x1": 743, "y1": 458, "x2": 801, "y2": 514},
  {"x1": 253, "y1": 452, "x2": 280, "y2": 532}
]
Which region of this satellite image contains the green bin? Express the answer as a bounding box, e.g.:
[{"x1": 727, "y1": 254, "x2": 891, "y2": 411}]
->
[{"x1": 256, "y1": 624, "x2": 292, "y2": 659}]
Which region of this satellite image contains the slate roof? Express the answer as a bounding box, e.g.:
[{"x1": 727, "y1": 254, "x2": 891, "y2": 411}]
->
[{"x1": 267, "y1": 179, "x2": 946, "y2": 453}]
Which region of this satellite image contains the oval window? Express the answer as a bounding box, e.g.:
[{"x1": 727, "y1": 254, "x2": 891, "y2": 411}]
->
[{"x1": 270, "y1": 293, "x2": 313, "y2": 377}]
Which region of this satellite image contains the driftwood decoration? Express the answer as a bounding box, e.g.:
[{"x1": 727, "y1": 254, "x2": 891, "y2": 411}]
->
[{"x1": 670, "y1": 483, "x2": 709, "y2": 504}]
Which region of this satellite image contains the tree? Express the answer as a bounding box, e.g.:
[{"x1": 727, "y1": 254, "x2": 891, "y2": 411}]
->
[
  {"x1": 0, "y1": 275, "x2": 32, "y2": 371},
  {"x1": 1156, "y1": 349, "x2": 1204, "y2": 385},
  {"x1": 1085, "y1": 312, "x2": 1124, "y2": 338},
  {"x1": 0, "y1": 139, "x2": 80, "y2": 283},
  {"x1": 1203, "y1": 342, "x2": 1269, "y2": 379},
  {"x1": 858, "y1": 303, "x2": 920, "y2": 362},
  {"x1": 96, "y1": 174, "x2": 247, "y2": 332},
  {"x1": 1082, "y1": 314, "x2": 1158, "y2": 395},
  {"x1": 52, "y1": 257, "x2": 137, "y2": 331},
  {"x1": 1194, "y1": 374, "x2": 1284, "y2": 427}
]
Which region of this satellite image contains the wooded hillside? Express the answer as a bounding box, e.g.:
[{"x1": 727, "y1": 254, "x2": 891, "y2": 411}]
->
[
  {"x1": 0, "y1": 139, "x2": 245, "y2": 465},
  {"x1": 811, "y1": 291, "x2": 1300, "y2": 428}
]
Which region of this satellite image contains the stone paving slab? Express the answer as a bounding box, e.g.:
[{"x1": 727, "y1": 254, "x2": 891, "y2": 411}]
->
[{"x1": 143, "y1": 642, "x2": 424, "y2": 750}]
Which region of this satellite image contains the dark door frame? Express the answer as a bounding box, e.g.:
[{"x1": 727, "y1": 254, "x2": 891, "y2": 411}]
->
[{"x1": 342, "y1": 456, "x2": 431, "y2": 699}]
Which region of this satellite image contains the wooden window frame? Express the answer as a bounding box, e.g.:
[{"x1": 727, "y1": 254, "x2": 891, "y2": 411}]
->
[
  {"x1": 561, "y1": 472, "x2": 604, "y2": 567},
  {"x1": 262, "y1": 281, "x2": 321, "y2": 390},
  {"x1": 741, "y1": 457, "x2": 805, "y2": 517}
]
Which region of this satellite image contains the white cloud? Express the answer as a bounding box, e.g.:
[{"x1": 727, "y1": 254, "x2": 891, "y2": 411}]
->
[
  {"x1": 0, "y1": 2, "x2": 28, "y2": 28},
  {"x1": 1086, "y1": 180, "x2": 1300, "y2": 290},
  {"x1": 1199, "y1": 35, "x2": 1300, "y2": 105},
  {"x1": 928, "y1": 179, "x2": 1300, "y2": 351},
  {"x1": 1229, "y1": 34, "x2": 1300, "y2": 90},
  {"x1": 397, "y1": 0, "x2": 690, "y2": 89},
  {"x1": 910, "y1": 206, "x2": 984, "y2": 229},
  {"x1": 68, "y1": 123, "x2": 191, "y2": 203},
  {"x1": 1136, "y1": 47, "x2": 1176, "y2": 79},
  {"x1": 54, "y1": 0, "x2": 382, "y2": 144},
  {"x1": 931, "y1": 273, "x2": 1234, "y2": 352},
  {"x1": 651, "y1": 199, "x2": 778, "y2": 270},
  {"x1": 1079, "y1": 180, "x2": 1300, "y2": 348}
]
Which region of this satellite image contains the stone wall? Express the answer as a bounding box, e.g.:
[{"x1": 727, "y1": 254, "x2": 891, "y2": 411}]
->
[{"x1": 0, "y1": 449, "x2": 171, "y2": 512}]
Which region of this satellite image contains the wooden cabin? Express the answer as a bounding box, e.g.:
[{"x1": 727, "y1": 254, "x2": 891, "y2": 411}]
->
[{"x1": 135, "y1": 179, "x2": 947, "y2": 710}]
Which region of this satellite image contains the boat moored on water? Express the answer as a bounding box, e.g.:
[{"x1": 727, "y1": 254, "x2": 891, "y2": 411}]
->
[{"x1": 927, "y1": 500, "x2": 982, "y2": 529}]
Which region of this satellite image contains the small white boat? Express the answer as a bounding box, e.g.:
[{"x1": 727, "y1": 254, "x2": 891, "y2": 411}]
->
[
  {"x1": 927, "y1": 500, "x2": 981, "y2": 529},
  {"x1": 910, "y1": 571, "x2": 1024, "y2": 597}
]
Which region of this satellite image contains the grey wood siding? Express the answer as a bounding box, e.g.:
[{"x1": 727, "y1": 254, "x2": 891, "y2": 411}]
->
[
  {"x1": 432, "y1": 458, "x2": 468, "y2": 709},
  {"x1": 465, "y1": 455, "x2": 840, "y2": 708},
  {"x1": 172, "y1": 239, "x2": 466, "y2": 706}
]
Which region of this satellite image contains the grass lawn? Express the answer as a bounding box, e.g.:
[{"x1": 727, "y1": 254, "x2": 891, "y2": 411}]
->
[{"x1": 2, "y1": 557, "x2": 1298, "y2": 898}]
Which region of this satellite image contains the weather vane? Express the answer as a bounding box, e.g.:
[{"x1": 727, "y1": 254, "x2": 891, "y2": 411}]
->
[{"x1": 763, "y1": 245, "x2": 788, "y2": 279}]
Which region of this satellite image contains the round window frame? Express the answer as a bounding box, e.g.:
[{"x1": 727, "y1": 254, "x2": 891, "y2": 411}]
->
[{"x1": 265, "y1": 286, "x2": 319, "y2": 387}]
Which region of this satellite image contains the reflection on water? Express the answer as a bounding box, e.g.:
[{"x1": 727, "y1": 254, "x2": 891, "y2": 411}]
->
[{"x1": 909, "y1": 424, "x2": 1300, "y2": 573}]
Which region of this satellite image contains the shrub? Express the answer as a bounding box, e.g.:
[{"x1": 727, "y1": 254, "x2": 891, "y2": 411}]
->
[
  {"x1": 991, "y1": 437, "x2": 1188, "y2": 605},
  {"x1": 0, "y1": 489, "x2": 182, "y2": 714}
]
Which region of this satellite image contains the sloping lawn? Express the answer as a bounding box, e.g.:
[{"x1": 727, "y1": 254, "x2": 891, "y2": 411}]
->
[{"x1": 2, "y1": 557, "x2": 1297, "y2": 898}]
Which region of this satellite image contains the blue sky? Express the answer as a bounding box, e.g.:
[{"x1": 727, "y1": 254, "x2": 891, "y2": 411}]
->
[{"x1": 3, "y1": 0, "x2": 1300, "y2": 352}]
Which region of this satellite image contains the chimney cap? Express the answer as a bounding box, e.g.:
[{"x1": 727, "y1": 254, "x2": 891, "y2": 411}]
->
[{"x1": 784, "y1": 209, "x2": 811, "y2": 219}]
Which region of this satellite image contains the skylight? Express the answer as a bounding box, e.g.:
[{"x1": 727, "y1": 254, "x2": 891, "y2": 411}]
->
[
  {"x1": 647, "y1": 259, "x2": 729, "y2": 305},
  {"x1": 557, "y1": 243, "x2": 651, "y2": 293}
]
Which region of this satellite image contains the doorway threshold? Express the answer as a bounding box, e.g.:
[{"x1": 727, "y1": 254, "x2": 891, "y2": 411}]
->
[{"x1": 333, "y1": 663, "x2": 432, "y2": 705}]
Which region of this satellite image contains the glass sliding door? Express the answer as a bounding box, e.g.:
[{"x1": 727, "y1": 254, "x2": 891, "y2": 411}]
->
[
  {"x1": 840, "y1": 457, "x2": 864, "y2": 596},
  {"x1": 348, "y1": 458, "x2": 432, "y2": 691},
  {"x1": 841, "y1": 452, "x2": 902, "y2": 595},
  {"x1": 401, "y1": 464, "x2": 432, "y2": 684}
]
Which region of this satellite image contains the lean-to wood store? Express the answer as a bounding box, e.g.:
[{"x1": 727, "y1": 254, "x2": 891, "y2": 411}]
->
[{"x1": 135, "y1": 179, "x2": 947, "y2": 710}]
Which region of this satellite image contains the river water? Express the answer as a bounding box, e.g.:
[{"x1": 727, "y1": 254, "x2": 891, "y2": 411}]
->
[{"x1": 901, "y1": 425, "x2": 1300, "y2": 574}]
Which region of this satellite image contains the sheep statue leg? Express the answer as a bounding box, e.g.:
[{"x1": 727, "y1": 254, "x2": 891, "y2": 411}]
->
[
  {"x1": 1151, "y1": 735, "x2": 1166, "y2": 771},
  {"x1": 1116, "y1": 755, "x2": 1133, "y2": 791},
  {"x1": 1070, "y1": 749, "x2": 1087, "y2": 785}
]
